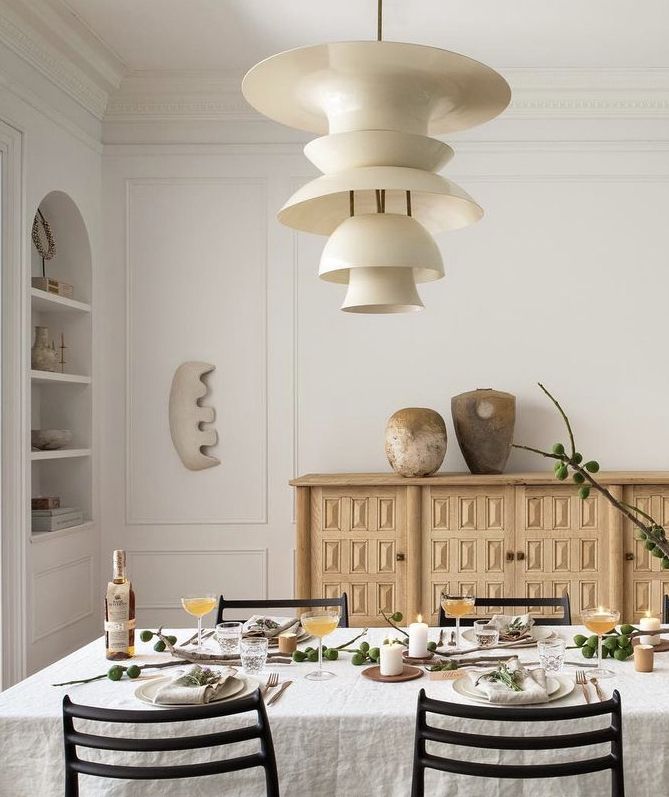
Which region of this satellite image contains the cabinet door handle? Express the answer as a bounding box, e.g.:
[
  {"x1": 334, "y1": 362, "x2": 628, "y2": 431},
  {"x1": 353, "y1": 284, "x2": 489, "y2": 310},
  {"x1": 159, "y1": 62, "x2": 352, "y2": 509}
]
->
[
  {"x1": 506, "y1": 551, "x2": 515, "y2": 562},
  {"x1": 516, "y1": 551, "x2": 526, "y2": 561},
  {"x1": 396, "y1": 553, "x2": 405, "y2": 561},
  {"x1": 625, "y1": 552, "x2": 634, "y2": 561}
]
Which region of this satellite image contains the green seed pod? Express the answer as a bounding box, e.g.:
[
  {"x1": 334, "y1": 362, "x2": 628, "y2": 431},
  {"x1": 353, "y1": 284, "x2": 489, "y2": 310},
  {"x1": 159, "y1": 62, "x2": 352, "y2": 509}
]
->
[
  {"x1": 644, "y1": 540, "x2": 656, "y2": 551},
  {"x1": 556, "y1": 466, "x2": 568, "y2": 481},
  {"x1": 351, "y1": 653, "x2": 365, "y2": 666},
  {"x1": 126, "y1": 665, "x2": 141, "y2": 679},
  {"x1": 139, "y1": 629, "x2": 153, "y2": 643},
  {"x1": 107, "y1": 665, "x2": 124, "y2": 681},
  {"x1": 572, "y1": 453, "x2": 583, "y2": 464},
  {"x1": 292, "y1": 650, "x2": 307, "y2": 662},
  {"x1": 390, "y1": 612, "x2": 403, "y2": 623},
  {"x1": 584, "y1": 461, "x2": 600, "y2": 473},
  {"x1": 307, "y1": 650, "x2": 319, "y2": 662},
  {"x1": 613, "y1": 648, "x2": 630, "y2": 661},
  {"x1": 369, "y1": 647, "x2": 380, "y2": 662},
  {"x1": 603, "y1": 636, "x2": 619, "y2": 651},
  {"x1": 554, "y1": 461, "x2": 564, "y2": 474},
  {"x1": 573, "y1": 634, "x2": 587, "y2": 647},
  {"x1": 572, "y1": 472, "x2": 585, "y2": 484},
  {"x1": 578, "y1": 486, "x2": 590, "y2": 500},
  {"x1": 652, "y1": 546, "x2": 665, "y2": 559},
  {"x1": 601, "y1": 646, "x2": 610, "y2": 659},
  {"x1": 324, "y1": 648, "x2": 338, "y2": 661},
  {"x1": 581, "y1": 645, "x2": 595, "y2": 659},
  {"x1": 166, "y1": 635, "x2": 177, "y2": 645},
  {"x1": 552, "y1": 443, "x2": 565, "y2": 456},
  {"x1": 586, "y1": 635, "x2": 599, "y2": 648},
  {"x1": 304, "y1": 647, "x2": 314, "y2": 654},
  {"x1": 636, "y1": 531, "x2": 647, "y2": 540},
  {"x1": 359, "y1": 641, "x2": 370, "y2": 653},
  {"x1": 427, "y1": 641, "x2": 437, "y2": 652},
  {"x1": 618, "y1": 635, "x2": 630, "y2": 647},
  {"x1": 662, "y1": 557, "x2": 669, "y2": 570},
  {"x1": 619, "y1": 624, "x2": 635, "y2": 636},
  {"x1": 153, "y1": 640, "x2": 166, "y2": 653}
]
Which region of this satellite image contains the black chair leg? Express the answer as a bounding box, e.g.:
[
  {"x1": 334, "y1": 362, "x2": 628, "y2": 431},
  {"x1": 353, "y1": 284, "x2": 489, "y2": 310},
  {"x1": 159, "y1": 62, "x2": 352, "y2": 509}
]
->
[
  {"x1": 265, "y1": 763, "x2": 280, "y2": 797},
  {"x1": 410, "y1": 763, "x2": 424, "y2": 797},
  {"x1": 64, "y1": 769, "x2": 79, "y2": 797}
]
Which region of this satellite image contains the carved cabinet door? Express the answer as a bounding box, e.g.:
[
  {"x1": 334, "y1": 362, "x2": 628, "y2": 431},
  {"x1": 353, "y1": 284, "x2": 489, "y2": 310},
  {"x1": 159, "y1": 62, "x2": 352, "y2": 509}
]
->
[
  {"x1": 623, "y1": 486, "x2": 669, "y2": 621},
  {"x1": 310, "y1": 487, "x2": 407, "y2": 626},
  {"x1": 514, "y1": 486, "x2": 609, "y2": 619},
  {"x1": 421, "y1": 486, "x2": 516, "y2": 625}
]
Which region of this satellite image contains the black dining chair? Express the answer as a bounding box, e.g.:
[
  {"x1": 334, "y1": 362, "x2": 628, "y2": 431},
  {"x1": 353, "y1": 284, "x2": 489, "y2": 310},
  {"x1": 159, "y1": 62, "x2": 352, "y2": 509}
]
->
[
  {"x1": 663, "y1": 594, "x2": 669, "y2": 624},
  {"x1": 216, "y1": 593, "x2": 349, "y2": 627},
  {"x1": 62, "y1": 689, "x2": 279, "y2": 796},
  {"x1": 437, "y1": 593, "x2": 571, "y2": 626},
  {"x1": 411, "y1": 688, "x2": 625, "y2": 797}
]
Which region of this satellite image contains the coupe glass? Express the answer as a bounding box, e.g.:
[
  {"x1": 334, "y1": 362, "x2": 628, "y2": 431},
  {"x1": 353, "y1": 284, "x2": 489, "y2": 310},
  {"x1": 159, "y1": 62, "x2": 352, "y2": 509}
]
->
[
  {"x1": 440, "y1": 590, "x2": 476, "y2": 648},
  {"x1": 581, "y1": 606, "x2": 620, "y2": 679},
  {"x1": 300, "y1": 608, "x2": 340, "y2": 681},
  {"x1": 180, "y1": 593, "x2": 217, "y2": 649}
]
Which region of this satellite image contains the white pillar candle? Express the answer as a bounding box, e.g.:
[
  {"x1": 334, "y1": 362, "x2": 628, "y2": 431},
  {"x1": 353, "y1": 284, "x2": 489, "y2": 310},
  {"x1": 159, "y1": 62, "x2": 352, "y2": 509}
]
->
[
  {"x1": 639, "y1": 615, "x2": 661, "y2": 646},
  {"x1": 379, "y1": 642, "x2": 404, "y2": 676},
  {"x1": 408, "y1": 616, "x2": 429, "y2": 658}
]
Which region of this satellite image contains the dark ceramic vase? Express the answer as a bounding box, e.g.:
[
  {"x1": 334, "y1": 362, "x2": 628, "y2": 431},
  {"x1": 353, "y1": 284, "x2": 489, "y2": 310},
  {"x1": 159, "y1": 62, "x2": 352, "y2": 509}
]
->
[{"x1": 451, "y1": 389, "x2": 516, "y2": 475}]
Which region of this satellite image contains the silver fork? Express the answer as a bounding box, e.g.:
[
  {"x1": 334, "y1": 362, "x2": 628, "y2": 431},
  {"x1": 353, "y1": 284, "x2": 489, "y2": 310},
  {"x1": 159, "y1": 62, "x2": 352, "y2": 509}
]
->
[
  {"x1": 576, "y1": 670, "x2": 591, "y2": 703},
  {"x1": 266, "y1": 679, "x2": 293, "y2": 706},
  {"x1": 448, "y1": 631, "x2": 456, "y2": 647},
  {"x1": 262, "y1": 672, "x2": 279, "y2": 697}
]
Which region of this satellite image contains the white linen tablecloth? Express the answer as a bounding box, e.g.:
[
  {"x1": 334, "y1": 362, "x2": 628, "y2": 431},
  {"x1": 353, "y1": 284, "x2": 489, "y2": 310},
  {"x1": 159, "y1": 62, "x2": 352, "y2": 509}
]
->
[{"x1": 1, "y1": 626, "x2": 668, "y2": 796}]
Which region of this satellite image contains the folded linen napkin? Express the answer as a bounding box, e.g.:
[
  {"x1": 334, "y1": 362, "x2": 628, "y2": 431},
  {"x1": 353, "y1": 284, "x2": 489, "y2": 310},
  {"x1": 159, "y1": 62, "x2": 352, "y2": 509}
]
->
[
  {"x1": 474, "y1": 659, "x2": 548, "y2": 705},
  {"x1": 153, "y1": 665, "x2": 237, "y2": 705},
  {"x1": 243, "y1": 615, "x2": 298, "y2": 639},
  {"x1": 490, "y1": 613, "x2": 535, "y2": 640}
]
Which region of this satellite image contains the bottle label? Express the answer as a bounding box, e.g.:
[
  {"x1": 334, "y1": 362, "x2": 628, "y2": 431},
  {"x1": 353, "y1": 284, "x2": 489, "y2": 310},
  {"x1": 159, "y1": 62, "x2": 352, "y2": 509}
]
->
[{"x1": 106, "y1": 581, "x2": 132, "y2": 652}]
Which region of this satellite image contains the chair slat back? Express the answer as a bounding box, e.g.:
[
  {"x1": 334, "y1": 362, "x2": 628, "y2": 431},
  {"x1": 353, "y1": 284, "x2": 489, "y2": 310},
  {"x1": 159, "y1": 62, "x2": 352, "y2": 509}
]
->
[
  {"x1": 62, "y1": 689, "x2": 279, "y2": 796},
  {"x1": 411, "y1": 688, "x2": 624, "y2": 796},
  {"x1": 216, "y1": 593, "x2": 349, "y2": 627},
  {"x1": 437, "y1": 593, "x2": 571, "y2": 626}
]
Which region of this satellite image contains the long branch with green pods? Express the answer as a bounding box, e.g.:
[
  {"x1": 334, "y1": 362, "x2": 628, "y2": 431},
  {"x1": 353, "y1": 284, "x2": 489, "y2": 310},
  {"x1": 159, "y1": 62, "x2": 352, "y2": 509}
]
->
[{"x1": 513, "y1": 383, "x2": 669, "y2": 563}]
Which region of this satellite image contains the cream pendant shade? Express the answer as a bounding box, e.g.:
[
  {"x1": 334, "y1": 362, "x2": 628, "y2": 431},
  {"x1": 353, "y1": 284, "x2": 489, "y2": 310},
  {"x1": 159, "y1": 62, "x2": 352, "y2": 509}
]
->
[
  {"x1": 304, "y1": 130, "x2": 454, "y2": 173},
  {"x1": 340, "y1": 266, "x2": 423, "y2": 314},
  {"x1": 319, "y1": 213, "x2": 443, "y2": 284},
  {"x1": 279, "y1": 166, "x2": 482, "y2": 236},
  {"x1": 242, "y1": 41, "x2": 511, "y2": 136}
]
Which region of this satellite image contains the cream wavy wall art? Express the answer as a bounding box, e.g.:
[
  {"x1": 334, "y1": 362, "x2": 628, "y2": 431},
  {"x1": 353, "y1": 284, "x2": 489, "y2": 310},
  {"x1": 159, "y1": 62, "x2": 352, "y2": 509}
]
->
[{"x1": 168, "y1": 361, "x2": 220, "y2": 470}]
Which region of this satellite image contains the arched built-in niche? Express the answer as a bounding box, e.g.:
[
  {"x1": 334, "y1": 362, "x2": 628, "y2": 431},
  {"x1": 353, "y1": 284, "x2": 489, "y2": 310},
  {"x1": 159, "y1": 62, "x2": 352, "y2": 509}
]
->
[{"x1": 29, "y1": 190, "x2": 93, "y2": 533}]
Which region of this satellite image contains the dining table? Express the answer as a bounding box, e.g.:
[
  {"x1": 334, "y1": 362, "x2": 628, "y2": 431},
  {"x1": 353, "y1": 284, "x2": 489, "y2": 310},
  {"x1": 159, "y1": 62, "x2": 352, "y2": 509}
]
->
[{"x1": 1, "y1": 625, "x2": 668, "y2": 796}]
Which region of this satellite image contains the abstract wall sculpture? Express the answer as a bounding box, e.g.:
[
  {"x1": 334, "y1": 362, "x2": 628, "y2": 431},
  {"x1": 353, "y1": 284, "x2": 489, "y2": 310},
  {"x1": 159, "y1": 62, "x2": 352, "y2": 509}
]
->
[{"x1": 168, "y1": 362, "x2": 220, "y2": 471}]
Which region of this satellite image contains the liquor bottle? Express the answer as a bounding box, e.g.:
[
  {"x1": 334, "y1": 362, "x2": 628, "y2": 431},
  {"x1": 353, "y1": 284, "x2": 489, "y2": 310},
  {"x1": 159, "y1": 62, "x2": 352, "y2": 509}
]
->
[{"x1": 104, "y1": 549, "x2": 136, "y2": 660}]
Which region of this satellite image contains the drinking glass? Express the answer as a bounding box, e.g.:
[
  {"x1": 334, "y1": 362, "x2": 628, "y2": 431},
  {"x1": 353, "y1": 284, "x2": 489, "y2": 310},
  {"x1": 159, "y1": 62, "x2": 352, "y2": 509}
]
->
[
  {"x1": 537, "y1": 637, "x2": 566, "y2": 673},
  {"x1": 581, "y1": 607, "x2": 620, "y2": 679},
  {"x1": 440, "y1": 590, "x2": 476, "y2": 648},
  {"x1": 241, "y1": 637, "x2": 268, "y2": 675},
  {"x1": 300, "y1": 608, "x2": 340, "y2": 681},
  {"x1": 473, "y1": 619, "x2": 499, "y2": 648},
  {"x1": 180, "y1": 593, "x2": 217, "y2": 649},
  {"x1": 215, "y1": 621, "x2": 242, "y2": 656}
]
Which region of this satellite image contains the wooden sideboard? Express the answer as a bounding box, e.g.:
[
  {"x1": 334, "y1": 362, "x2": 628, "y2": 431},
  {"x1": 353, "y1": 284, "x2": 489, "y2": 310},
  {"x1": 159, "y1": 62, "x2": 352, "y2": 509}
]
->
[{"x1": 290, "y1": 472, "x2": 669, "y2": 626}]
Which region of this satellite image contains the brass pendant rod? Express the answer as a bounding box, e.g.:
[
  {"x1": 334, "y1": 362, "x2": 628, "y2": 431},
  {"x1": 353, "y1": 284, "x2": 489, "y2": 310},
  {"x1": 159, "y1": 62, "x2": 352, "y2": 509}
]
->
[
  {"x1": 349, "y1": 190, "x2": 355, "y2": 217},
  {"x1": 375, "y1": 189, "x2": 382, "y2": 213},
  {"x1": 377, "y1": 0, "x2": 383, "y2": 41},
  {"x1": 381, "y1": 189, "x2": 386, "y2": 213},
  {"x1": 406, "y1": 190, "x2": 412, "y2": 217}
]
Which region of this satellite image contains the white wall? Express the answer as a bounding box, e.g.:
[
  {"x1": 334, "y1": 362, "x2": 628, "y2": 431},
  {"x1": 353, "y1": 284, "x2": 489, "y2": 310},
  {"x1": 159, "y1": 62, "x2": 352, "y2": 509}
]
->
[
  {"x1": 0, "y1": 37, "x2": 103, "y2": 676},
  {"x1": 101, "y1": 131, "x2": 669, "y2": 625}
]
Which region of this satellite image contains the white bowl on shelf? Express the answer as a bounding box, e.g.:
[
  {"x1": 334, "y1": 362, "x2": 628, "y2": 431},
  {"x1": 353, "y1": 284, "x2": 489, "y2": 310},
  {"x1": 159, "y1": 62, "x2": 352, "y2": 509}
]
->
[{"x1": 31, "y1": 429, "x2": 72, "y2": 450}]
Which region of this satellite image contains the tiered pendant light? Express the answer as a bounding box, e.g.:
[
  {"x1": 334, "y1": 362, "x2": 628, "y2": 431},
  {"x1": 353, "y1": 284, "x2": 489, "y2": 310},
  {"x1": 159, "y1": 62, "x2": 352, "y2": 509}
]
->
[{"x1": 242, "y1": 3, "x2": 510, "y2": 313}]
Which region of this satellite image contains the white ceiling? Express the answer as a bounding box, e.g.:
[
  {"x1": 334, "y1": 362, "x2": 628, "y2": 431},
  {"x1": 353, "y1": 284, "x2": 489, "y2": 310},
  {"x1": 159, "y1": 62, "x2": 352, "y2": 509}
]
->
[{"x1": 62, "y1": 0, "x2": 669, "y2": 74}]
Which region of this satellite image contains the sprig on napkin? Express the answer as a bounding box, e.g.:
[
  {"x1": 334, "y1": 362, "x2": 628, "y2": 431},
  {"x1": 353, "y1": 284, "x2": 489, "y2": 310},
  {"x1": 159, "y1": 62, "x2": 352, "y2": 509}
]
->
[
  {"x1": 475, "y1": 662, "x2": 523, "y2": 691},
  {"x1": 176, "y1": 666, "x2": 221, "y2": 687}
]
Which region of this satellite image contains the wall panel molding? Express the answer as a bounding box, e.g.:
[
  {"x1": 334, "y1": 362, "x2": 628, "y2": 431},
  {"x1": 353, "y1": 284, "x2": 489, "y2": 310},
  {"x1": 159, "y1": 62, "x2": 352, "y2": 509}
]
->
[
  {"x1": 31, "y1": 555, "x2": 94, "y2": 643},
  {"x1": 124, "y1": 177, "x2": 269, "y2": 525}
]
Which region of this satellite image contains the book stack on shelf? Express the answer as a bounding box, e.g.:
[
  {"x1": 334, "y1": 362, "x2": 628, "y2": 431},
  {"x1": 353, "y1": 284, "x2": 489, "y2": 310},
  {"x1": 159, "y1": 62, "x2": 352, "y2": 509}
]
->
[{"x1": 31, "y1": 506, "x2": 83, "y2": 533}]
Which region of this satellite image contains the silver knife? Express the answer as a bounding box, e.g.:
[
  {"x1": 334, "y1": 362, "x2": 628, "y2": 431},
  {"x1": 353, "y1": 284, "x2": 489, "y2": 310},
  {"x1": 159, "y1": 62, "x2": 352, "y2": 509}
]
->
[{"x1": 266, "y1": 680, "x2": 293, "y2": 706}]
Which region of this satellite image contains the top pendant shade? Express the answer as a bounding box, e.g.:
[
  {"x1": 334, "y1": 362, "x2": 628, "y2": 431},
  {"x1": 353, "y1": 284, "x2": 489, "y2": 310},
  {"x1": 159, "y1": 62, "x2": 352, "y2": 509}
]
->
[
  {"x1": 242, "y1": 41, "x2": 511, "y2": 136},
  {"x1": 278, "y1": 165, "x2": 482, "y2": 236},
  {"x1": 304, "y1": 130, "x2": 454, "y2": 173}
]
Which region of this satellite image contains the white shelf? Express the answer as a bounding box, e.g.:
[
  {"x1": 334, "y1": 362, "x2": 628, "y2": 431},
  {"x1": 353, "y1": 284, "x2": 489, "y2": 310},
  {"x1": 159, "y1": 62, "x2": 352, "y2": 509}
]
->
[
  {"x1": 30, "y1": 288, "x2": 90, "y2": 314},
  {"x1": 31, "y1": 448, "x2": 91, "y2": 461},
  {"x1": 30, "y1": 370, "x2": 91, "y2": 384},
  {"x1": 30, "y1": 520, "x2": 94, "y2": 543}
]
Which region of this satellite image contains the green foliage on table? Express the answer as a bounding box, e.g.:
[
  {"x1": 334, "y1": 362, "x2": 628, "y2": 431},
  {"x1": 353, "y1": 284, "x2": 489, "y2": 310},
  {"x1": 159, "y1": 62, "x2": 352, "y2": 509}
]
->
[
  {"x1": 572, "y1": 625, "x2": 637, "y2": 661},
  {"x1": 139, "y1": 629, "x2": 177, "y2": 651},
  {"x1": 426, "y1": 661, "x2": 459, "y2": 672}
]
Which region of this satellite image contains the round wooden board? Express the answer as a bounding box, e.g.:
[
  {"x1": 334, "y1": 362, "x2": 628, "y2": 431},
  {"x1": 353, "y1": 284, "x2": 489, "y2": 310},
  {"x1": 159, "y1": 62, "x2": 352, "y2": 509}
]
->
[
  {"x1": 402, "y1": 651, "x2": 434, "y2": 664},
  {"x1": 361, "y1": 664, "x2": 423, "y2": 683},
  {"x1": 632, "y1": 636, "x2": 669, "y2": 652}
]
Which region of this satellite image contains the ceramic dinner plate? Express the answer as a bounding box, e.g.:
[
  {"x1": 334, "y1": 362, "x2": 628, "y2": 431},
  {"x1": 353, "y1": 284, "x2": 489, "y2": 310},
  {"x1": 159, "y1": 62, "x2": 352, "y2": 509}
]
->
[
  {"x1": 452, "y1": 674, "x2": 575, "y2": 706},
  {"x1": 135, "y1": 674, "x2": 259, "y2": 707},
  {"x1": 461, "y1": 626, "x2": 554, "y2": 644}
]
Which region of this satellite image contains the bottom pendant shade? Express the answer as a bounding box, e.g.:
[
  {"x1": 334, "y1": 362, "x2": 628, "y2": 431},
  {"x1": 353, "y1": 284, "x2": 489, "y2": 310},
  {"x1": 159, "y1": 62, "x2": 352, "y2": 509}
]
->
[{"x1": 340, "y1": 267, "x2": 423, "y2": 314}]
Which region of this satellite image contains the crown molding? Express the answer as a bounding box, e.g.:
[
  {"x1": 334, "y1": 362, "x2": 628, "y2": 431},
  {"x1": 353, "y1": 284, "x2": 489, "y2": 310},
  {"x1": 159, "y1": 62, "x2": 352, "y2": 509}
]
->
[
  {"x1": 105, "y1": 67, "x2": 669, "y2": 127},
  {"x1": 0, "y1": 0, "x2": 125, "y2": 120}
]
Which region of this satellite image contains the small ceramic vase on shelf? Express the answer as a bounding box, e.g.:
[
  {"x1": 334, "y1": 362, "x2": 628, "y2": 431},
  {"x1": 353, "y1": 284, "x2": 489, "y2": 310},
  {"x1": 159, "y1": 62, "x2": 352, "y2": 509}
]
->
[
  {"x1": 31, "y1": 326, "x2": 59, "y2": 372},
  {"x1": 385, "y1": 407, "x2": 447, "y2": 477},
  {"x1": 451, "y1": 388, "x2": 516, "y2": 474}
]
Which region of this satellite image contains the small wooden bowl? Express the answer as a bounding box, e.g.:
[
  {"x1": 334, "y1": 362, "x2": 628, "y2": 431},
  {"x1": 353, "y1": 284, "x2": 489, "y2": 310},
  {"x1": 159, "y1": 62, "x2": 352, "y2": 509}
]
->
[
  {"x1": 632, "y1": 636, "x2": 669, "y2": 653},
  {"x1": 361, "y1": 664, "x2": 423, "y2": 683}
]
